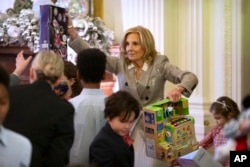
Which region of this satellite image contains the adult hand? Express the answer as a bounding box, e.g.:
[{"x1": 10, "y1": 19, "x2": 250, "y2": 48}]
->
[
  {"x1": 12, "y1": 50, "x2": 32, "y2": 77},
  {"x1": 66, "y1": 13, "x2": 73, "y2": 28},
  {"x1": 166, "y1": 86, "x2": 184, "y2": 102},
  {"x1": 65, "y1": 13, "x2": 78, "y2": 40}
]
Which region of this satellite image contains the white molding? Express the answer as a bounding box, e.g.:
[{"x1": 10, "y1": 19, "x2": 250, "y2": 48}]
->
[
  {"x1": 231, "y1": 0, "x2": 242, "y2": 108},
  {"x1": 178, "y1": 0, "x2": 203, "y2": 99},
  {"x1": 224, "y1": 0, "x2": 233, "y2": 97},
  {"x1": 212, "y1": 0, "x2": 225, "y2": 98},
  {"x1": 120, "y1": 0, "x2": 164, "y2": 54}
]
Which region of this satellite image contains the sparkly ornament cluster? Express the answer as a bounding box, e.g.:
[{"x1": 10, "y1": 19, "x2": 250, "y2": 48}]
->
[
  {"x1": 56, "y1": 0, "x2": 114, "y2": 54},
  {"x1": 0, "y1": 9, "x2": 40, "y2": 52},
  {"x1": 72, "y1": 16, "x2": 114, "y2": 54},
  {"x1": 0, "y1": 0, "x2": 114, "y2": 54}
]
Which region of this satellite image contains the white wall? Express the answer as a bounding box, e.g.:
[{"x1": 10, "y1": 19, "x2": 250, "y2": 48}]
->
[
  {"x1": 0, "y1": 0, "x2": 15, "y2": 13},
  {"x1": 103, "y1": 0, "x2": 164, "y2": 54}
]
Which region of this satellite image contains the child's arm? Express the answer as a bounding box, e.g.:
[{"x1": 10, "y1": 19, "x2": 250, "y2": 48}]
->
[
  {"x1": 198, "y1": 126, "x2": 217, "y2": 149},
  {"x1": 89, "y1": 141, "x2": 114, "y2": 167}
]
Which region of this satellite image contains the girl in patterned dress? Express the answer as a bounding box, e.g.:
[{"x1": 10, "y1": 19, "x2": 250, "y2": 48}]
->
[{"x1": 199, "y1": 96, "x2": 240, "y2": 167}]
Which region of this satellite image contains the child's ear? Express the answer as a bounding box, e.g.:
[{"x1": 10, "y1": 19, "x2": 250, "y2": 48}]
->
[{"x1": 106, "y1": 117, "x2": 111, "y2": 122}]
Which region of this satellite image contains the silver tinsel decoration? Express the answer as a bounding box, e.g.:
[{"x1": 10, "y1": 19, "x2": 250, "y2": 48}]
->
[
  {"x1": 56, "y1": 0, "x2": 114, "y2": 54},
  {"x1": 0, "y1": 9, "x2": 39, "y2": 53},
  {"x1": 0, "y1": 0, "x2": 114, "y2": 55}
]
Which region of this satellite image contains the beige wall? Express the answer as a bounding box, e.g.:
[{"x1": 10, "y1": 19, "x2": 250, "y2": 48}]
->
[
  {"x1": 241, "y1": 0, "x2": 250, "y2": 100},
  {"x1": 103, "y1": 0, "x2": 123, "y2": 44}
]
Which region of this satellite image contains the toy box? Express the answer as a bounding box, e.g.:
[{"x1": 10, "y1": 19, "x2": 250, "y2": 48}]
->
[
  {"x1": 143, "y1": 98, "x2": 198, "y2": 162},
  {"x1": 177, "y1": 147, "x2": 223, "y2": 167},
  {"x1": 39, "y1": 5, "x2": 68, "y2": 60},
  {"x1": 151, "y1": 97, "x2": 189, "y2": 115}
]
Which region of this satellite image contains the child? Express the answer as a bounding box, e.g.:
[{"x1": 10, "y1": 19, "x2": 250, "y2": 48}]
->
[
  {"x1": 0, "y1": 65, "x2": 32, "y2": 167},
  {"x1": 54, "y1": 60, "x2": 82, "y2": 100},
  {"x1": 63, "y1": 61, "x2": 82, "y2": 98},
  {"x1": 215, "y1": 95, "x2": 250, "y2": 162},
  {"x1": 69, "y1": 48, "x2": 107, "y2": 166},
  {"x1": 242, "y1": 94, "x2": 250, "y2": 110},
  {"x1": 199, "y1": 96, "x2": 240, "y2": 166},
  {"x1": 89, "y1": 90, "x2": 141, "y2": 167}
]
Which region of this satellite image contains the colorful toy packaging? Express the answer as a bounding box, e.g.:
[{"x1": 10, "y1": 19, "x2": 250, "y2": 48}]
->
[
  {"x1": 143, "y1": 97, "x2": 198, "y2": 162},
  {"x1": 178, "y1": 147, "x2": 223, "y2": 167},
  {"x1": 39, "y1": 5, "x2": 68, "y2": 60}
]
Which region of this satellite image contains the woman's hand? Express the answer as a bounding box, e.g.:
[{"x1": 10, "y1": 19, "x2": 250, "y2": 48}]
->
[
  {"x1": 65, "y1": 13, "x2": 78, "y2": 40},
  {"x1": 166, "y1": 85, "x2": 184, "y2": 102}
]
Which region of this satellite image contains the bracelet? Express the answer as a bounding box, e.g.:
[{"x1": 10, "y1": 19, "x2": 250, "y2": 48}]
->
[{"x1": 67, "y1": 25, "x2": 74, "y2": 29}]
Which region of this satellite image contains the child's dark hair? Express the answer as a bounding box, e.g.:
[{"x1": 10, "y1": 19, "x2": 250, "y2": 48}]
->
[
  {"x1": 77, "y1": 48, "x2": 106, "y2": 83},
  {"x1": 104, "y1": 91, "x2": 141, "y2": 121},
  {"x1": 242, "y1": 94, "x2": 250, "y2": 110},
  {"x1": 0, "y1": 65, "x2": 10, "y2": 90},
  {"x1": 210, "y1": 96, "x2": 240, "y2": 119},
  {"x1": 64, "y1": 61, "x2": 82, "y2": 97}
]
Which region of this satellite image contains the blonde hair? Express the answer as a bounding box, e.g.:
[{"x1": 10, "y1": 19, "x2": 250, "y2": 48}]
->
[
  {"x1": 31, "y1": 50, "x2": 64, "y2": 84},
  {"x1": 120, "y1": 26, "x2": 158, "y2": 65}
]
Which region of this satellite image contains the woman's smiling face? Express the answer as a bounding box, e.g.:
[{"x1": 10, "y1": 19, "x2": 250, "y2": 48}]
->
[{"x1": 125, "y1": 33, "x2": 145, "y2": 63}]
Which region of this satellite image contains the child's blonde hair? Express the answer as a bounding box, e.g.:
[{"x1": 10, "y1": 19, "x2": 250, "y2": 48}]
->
[{"x1": 31, "y1": 50, "x2": 64, "y2": 84}]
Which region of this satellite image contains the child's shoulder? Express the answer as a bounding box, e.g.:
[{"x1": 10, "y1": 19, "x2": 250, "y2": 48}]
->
[
  {"x1": 91, "y1": 128, "x2": 113, "y2": 147},
  {"x1": 92, "y1": 125, "x2": 121, "y2": 144},
  {"x1": 206, "y1": 124, "x2": 222, "y2": 137},
  {"x1": 3, "y1": 127, "x2": 31, "y2": 148}
]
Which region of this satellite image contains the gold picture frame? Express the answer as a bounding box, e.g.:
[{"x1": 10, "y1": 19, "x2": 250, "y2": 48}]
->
[{"x1": 89, "y1": 0, "x2": 103, "y2": 18}]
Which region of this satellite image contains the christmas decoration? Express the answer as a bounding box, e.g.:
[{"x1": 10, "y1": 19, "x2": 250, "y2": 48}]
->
[
  {"x1": 0, "y1": 0, "x2": 114, "y2": 55},
  {"x1": 13, "y1": 0, "x2": 33, "y2": 14},
  {"x1": 0, "y1": 9, "x2": 39, "y2": 52}
]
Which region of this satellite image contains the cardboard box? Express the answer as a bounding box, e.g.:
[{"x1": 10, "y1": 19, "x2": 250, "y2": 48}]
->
[
  {"x1": 151, "y1": 97, "x2": 189, "y2": 115},
  {"x1": 145, "y1": 139, "x2": 175, "y2": 162},
  {"x1": 165, "y1": 116, "x2": 196, "y2": 146},
  {"x1": 143, "y1": 98, "x2": 198, "y2": 162},
  {"x1": 143, "y1": 106, "x2": 165, "y2": 143},
  {"x1": 39, "y1": 5, "x2": 68, "y2": 60},
  {"x1": 177, "y1": 147, "x2": 223, "y2": 167}
]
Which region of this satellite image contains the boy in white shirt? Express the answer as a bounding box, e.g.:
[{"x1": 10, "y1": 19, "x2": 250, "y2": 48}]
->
[{"x1": 69, "y1": 48, "x2": 107, "y2": 166}]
